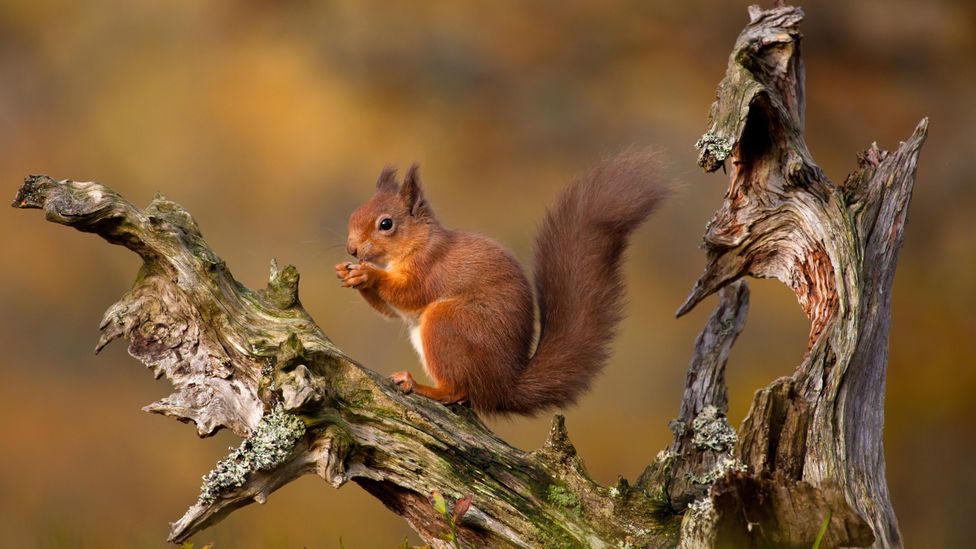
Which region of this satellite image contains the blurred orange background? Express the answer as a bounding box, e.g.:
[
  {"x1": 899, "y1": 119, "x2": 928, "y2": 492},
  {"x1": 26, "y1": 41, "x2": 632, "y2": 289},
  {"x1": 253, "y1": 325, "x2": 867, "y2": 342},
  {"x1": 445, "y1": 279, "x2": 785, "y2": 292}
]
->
[{"x1": 1, "y1": 0, "x2": 972, "y2": 547}]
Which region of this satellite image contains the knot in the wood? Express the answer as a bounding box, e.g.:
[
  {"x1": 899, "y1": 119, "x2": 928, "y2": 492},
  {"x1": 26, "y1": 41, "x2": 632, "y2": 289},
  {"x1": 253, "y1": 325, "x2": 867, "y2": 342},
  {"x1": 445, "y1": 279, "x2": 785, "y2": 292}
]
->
[{"x1": 271, "y1": 333, "x2": 331, "y2": 413}]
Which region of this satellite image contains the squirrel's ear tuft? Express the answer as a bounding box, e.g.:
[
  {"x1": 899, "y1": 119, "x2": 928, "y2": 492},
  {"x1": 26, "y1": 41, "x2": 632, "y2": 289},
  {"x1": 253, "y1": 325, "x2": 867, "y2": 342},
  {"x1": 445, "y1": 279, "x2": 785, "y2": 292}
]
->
[
  {"x1": 376, "y1": 166, "x2": 399, "y2": 193},
  {"x1": 401, "y1": 164, "x2": 432, "y2": 217}
]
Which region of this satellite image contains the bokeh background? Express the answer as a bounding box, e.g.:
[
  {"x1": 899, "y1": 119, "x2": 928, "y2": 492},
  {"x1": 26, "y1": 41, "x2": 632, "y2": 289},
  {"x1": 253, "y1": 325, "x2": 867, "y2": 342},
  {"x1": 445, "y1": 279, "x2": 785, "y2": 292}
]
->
[{"x1": 0, "y1": 0, "x2": 972, "y2": 547}]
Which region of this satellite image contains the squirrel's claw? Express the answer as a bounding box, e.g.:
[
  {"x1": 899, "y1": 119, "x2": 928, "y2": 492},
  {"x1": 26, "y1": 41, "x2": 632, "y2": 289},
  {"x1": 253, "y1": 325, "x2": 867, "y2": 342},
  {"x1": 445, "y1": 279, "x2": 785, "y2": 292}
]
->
[
  {"x1": 334, "y1": 262, "x2": 353, "y2": 280},
  {"x1": 390, "y1": 371, "x2": 415, "y2": 394}
]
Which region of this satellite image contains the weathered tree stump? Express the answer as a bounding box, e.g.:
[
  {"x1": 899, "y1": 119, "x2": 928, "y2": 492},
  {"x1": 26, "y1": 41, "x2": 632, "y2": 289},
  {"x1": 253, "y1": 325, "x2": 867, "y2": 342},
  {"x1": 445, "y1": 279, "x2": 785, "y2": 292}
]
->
[
  {"x1": 672, "y1": 5, "x2": 925, "y2": 547},
  {"x1": 13, "y1": 3, "x2": 924, "y2": 547}
]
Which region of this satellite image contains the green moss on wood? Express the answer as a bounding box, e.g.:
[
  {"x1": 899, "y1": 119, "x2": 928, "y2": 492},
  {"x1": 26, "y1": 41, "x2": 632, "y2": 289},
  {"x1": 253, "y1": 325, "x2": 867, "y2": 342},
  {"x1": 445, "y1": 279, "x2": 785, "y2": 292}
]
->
[
  {"x1": 547, "y1": 484, "x2": 582, "y2": 517},
  {"x1": 537, "y1": 526, "x2": 582, "y2": 549}
]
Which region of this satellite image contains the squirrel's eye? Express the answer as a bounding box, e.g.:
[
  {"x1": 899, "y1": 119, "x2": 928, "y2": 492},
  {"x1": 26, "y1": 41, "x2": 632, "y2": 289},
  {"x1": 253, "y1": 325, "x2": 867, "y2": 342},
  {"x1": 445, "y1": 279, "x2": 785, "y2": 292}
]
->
[{"x1": 378, "y1": 217, "x2": 394, "y2": 231}]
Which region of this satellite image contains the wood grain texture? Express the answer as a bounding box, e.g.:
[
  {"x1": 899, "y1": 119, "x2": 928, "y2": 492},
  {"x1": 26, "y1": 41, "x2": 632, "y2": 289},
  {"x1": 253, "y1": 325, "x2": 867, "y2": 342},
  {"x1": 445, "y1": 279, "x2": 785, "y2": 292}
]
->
[{"x1": 675, "y1": 4, "x2": 926, "y2": 548}]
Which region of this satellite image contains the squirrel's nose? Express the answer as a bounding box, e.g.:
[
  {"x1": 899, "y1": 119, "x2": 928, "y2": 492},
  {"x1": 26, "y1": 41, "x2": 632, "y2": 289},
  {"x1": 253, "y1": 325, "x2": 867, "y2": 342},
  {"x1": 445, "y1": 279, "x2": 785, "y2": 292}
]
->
[{"x1": 346, "y1": 241, "x2": 358, "y2": 258}]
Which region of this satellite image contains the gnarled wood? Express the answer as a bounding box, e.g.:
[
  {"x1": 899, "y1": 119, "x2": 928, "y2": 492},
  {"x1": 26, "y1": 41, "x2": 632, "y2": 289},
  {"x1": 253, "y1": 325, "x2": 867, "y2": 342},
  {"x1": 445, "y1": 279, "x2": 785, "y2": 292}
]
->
[
  {"x1": 13, "y1": 174, "x2": 676, "y2": 547},
  {"x1": 674, "y1": 4, "x2": 925, "y2": 548}
]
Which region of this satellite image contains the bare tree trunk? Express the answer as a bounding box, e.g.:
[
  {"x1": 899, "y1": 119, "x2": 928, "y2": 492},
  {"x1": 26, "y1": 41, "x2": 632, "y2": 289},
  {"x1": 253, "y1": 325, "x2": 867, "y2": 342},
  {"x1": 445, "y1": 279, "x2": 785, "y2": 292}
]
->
[{"x1": 12, "y1": 3, "x2": 924, "y2": 547}]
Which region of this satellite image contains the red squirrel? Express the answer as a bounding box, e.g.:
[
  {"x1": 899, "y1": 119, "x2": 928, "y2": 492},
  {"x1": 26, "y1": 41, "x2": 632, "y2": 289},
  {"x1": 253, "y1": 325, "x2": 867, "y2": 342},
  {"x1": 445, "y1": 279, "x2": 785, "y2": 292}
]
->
[{"x1": 335, "y1": 150, "x2": 668, "y2": 416}]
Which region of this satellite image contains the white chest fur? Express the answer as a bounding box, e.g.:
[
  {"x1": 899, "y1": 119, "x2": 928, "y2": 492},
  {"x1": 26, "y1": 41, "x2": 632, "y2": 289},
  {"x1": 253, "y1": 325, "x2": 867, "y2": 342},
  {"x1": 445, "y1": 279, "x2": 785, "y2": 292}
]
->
[
  {"x1": 408, "y1": 324, "x2": 429, "y2": 377},
  {"x1": 391, "y1": 304, "x2": 430, "y2": 378}
]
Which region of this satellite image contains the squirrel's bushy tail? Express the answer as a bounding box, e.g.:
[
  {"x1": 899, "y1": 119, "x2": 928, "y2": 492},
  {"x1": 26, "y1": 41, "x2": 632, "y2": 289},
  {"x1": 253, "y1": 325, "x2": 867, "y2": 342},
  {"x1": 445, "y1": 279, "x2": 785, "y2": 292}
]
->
[{"x1": 510, "y1": 149, "x2": 669, "y2": 415}]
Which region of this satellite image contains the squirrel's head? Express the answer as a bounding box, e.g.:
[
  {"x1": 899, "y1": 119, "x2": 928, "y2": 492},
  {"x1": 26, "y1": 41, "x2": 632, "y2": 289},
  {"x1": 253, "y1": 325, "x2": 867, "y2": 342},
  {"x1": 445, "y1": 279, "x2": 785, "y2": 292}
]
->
[{"x1": 345, "y1": 164, "x2": 436, "y2": 268}]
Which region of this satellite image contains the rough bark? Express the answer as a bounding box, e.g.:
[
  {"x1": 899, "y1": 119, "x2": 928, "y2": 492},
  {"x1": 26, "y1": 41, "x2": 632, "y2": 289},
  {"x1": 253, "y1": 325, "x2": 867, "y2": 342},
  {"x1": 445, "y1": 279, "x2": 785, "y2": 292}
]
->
[
  {"x1": 671, "y1": 4, "x2": 925, "y2": 548},
  {"x1": 13, "y1": 3, "x2": 923, "y2": 548}
]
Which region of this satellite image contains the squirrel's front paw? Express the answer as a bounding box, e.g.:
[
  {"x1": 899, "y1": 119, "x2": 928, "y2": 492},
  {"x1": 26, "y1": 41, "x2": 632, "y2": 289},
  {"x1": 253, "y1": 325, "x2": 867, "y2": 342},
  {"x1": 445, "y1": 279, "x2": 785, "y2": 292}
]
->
[
  {"x1": 390, "y1": 371, "x2": 415, "y2": 394},
  {"x1": 334, "y1": 262, "x2": 353, "y2": 281},
  {"x1": 337, "y1": 262, "x2": 372, "y2": 289}
]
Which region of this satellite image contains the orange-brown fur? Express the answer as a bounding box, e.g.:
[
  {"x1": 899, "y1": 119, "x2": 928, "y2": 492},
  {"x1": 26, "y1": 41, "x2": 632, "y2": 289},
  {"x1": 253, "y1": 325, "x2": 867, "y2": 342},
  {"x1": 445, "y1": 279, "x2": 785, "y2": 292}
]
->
[{"x1": 336, "y1": 151, "x2": 668, "y2": 415}]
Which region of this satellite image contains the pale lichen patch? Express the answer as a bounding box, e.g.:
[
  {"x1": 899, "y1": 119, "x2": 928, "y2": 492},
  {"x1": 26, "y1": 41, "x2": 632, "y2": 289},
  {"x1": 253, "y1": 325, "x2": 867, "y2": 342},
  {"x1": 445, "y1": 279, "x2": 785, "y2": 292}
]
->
[
  {"x1": 691, "y1": 405, "x2": 736, "y2": 452},
  {"x1": 686, "y1": 497, "x2": 714, "y2": 521},
  {"x1": 687, "y1": 455, "x2": 747, "y2": 486},
  {"x1": 695, "y1": 132, "x2": 734, "y2": 162},
  {"x1": 197, "y1": 404, "x2": 306, "y2": 505}
]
